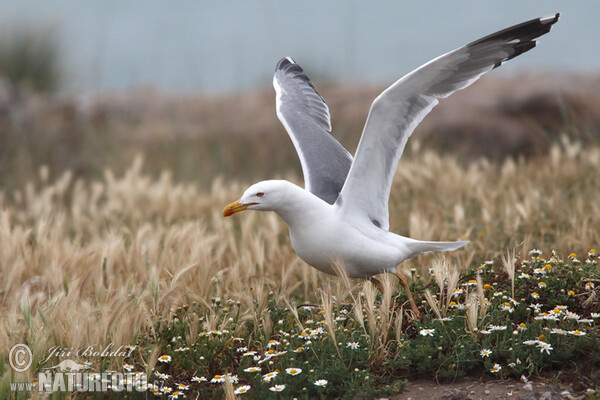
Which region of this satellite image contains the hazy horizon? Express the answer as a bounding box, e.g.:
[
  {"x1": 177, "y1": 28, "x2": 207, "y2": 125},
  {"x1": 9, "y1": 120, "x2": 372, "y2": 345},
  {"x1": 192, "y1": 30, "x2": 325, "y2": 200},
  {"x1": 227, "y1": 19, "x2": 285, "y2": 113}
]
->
[{"x1": 0, "y1": 1, "x2": 596, "y2": 95}]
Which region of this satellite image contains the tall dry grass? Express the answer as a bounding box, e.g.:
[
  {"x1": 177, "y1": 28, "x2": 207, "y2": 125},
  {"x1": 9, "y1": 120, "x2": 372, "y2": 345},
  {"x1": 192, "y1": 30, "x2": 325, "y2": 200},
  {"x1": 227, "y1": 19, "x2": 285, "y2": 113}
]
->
[
  {"x1": 1, "y1": 74, "x2": 599, "y2": 193},
  {"x1": 1, "y1": 138, "x2": 599, "y2": 392}
]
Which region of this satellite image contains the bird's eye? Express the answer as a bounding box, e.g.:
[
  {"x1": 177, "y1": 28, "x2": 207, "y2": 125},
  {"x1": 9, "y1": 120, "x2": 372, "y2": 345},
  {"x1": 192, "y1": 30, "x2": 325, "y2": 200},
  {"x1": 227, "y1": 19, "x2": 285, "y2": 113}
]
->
[{"x1": 256, "y1": 192, "x2": 264, "y2": 197}]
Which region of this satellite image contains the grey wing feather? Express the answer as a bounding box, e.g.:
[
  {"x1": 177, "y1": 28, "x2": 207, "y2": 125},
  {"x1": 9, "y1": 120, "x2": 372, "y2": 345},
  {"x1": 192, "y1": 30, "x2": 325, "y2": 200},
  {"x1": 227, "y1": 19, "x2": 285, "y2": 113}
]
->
[
  {"x1": 337, "y1": 13, "x2": 560, "y2": 230},
  {"x1": 274, "y1": 57, "x2": 353, "y2": 204}
]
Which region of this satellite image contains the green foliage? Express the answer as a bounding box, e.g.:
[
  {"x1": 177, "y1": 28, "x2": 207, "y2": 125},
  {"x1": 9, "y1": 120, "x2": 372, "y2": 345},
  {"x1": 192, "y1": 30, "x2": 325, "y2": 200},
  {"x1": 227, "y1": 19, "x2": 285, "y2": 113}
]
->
[
  {"x1": 113, "y1": 250, "x2": 600, "y2": 398},
  {"x1": 0, "y1": 26, "x2": 60, "y2": 93}
]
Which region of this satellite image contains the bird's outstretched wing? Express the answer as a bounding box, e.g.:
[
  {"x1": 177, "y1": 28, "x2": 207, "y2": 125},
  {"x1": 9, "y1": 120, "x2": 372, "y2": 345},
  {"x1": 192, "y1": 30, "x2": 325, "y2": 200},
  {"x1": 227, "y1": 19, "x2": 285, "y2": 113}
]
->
[
  {"x1": 274, "y1": 57, "x2": 353, "y2": 205},
  {"x1": 336, "y1": 13, "x2": 560, "y2": 230}
]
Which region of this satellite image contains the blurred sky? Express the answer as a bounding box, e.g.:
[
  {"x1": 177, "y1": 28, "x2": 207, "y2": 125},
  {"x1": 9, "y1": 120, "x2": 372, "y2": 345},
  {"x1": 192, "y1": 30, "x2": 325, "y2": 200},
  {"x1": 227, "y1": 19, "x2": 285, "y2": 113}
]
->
[{"x1": 0, "y1": 0, "x2": 597, "y2": 94}]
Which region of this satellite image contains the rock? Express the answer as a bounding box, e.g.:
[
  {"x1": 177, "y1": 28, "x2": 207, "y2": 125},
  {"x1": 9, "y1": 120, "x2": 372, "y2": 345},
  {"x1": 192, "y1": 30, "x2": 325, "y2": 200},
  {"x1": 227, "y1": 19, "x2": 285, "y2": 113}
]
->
[
  {"x1": 441, "y1": 388, "x2": 470, "y2": 400},
  {"x1": 517, "y1": 393, "x2": 538, "y2": 400},
  {"x1": 571, "y1": 380, "x2": 587, "y2": 392}
]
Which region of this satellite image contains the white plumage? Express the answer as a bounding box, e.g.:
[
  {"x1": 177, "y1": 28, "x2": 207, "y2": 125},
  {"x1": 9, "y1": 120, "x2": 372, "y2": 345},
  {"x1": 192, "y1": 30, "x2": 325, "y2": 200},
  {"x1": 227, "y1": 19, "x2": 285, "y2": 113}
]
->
[{"x1": 224, "y1": 14, "x2": 559, "y2": 315}]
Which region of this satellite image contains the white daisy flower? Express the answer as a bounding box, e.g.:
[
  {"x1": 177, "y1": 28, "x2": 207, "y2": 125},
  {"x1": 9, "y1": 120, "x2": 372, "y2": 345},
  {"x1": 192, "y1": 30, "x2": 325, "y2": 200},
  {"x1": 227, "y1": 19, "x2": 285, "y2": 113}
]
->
[
  {"x1": 269, "y1": 384, "x2": 286, "y2": 392},
  {"x1": 569, "y1": 330, "x2": 586, "y2": 336},
  {"x1": 314, "y1": 379, "x2": 328, "y2": 387},
  {"x1": 537, "y1": 342, "x2": 553, "y2": 354},
  {"x1": 234, "y1": 385, "x2": 251, "y2": 395},
  {"x1": 528, "y1": 249, "x2": 542, "y2": 257},
  {"x1": 285, "y1": 368, "x2": 302, "y2": 376},
  {"x1": 155, "y1": 372, "x2": 170, "y2": 380},
  {"x1": 488, "y1": 325, "x2": 507, "y2": 331},
  {"x1": 263, "y1": 371, "x2": 279, "y2": 382},
  {"x1": 564, "y1": 311, "x2": 580, "y2": 320},
  {"x1": 529, "y1": 303, "x2": 543, "y2": 311}
]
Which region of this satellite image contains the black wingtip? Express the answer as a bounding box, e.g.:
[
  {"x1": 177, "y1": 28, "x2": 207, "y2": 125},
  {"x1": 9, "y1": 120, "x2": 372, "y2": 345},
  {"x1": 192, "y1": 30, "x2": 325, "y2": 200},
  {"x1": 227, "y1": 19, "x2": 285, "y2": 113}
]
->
[
  {"x1": 466, "y1": 13, "x2": 560, "y2": 69},
  {"x1": 540, "y1": 13, "x2": 560, "y2": 25},
  {"x1": 467, "y1": 13, "x2": 560, "y2": 48},
  {"x1": 274, "y1": 57, "x2": 316, "y2": 91},
  {"x1": 275, "y1": 57, "x2": 296, "y2": 72}
]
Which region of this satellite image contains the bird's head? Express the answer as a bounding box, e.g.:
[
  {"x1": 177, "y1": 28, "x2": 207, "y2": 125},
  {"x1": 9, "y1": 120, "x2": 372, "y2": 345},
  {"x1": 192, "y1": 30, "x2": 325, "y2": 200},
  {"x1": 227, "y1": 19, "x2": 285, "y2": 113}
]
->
[{"x1": 223, "y1": 180, "x2": 291, "y2": 217}]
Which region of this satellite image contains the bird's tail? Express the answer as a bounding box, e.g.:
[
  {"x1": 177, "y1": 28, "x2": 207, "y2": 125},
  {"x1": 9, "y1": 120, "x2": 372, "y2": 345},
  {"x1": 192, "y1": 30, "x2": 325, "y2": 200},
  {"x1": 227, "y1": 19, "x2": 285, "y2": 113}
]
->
[{"x1": 405, "y1": 239, "x2": 469, "y2": 258}]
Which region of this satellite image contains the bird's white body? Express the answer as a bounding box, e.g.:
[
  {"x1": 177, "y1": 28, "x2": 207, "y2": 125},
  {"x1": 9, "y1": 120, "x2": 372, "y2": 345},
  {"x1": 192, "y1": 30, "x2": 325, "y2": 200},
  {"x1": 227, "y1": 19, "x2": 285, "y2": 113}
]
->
[
  {"x1": 278, "y1": 183, "x2": 401, "y2": 277},
  {"x1": 241, "y1": 180, "x2": 464, "y2": 278}
]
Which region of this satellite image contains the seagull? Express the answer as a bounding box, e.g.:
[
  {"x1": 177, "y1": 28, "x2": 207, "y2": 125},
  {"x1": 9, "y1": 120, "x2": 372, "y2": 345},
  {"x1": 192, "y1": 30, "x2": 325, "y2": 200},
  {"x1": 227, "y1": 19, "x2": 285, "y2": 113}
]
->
[{"x1": 224, "y1": 14, "x2": 560, "y2": 316}]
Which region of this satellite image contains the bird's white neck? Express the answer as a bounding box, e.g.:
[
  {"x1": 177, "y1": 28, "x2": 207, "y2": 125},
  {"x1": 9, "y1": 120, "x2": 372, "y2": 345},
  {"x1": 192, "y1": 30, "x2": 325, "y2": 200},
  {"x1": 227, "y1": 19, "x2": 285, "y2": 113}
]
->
[{"x1": 272, "y1": 183, "x2": 331, "y2": 228}]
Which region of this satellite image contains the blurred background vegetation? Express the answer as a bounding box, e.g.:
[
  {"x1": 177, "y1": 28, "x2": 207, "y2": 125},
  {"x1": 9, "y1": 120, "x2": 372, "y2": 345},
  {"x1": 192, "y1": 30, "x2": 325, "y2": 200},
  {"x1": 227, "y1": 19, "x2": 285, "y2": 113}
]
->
[
  {"x1": 0, "y1": 46, "x2": 598, "y2": 194},
  {"x1": 0, "y1": 26, "x2": 59, "y2": 94},
  {"x1": 0, "y1": 3, "x2": 599, "y2": 194}
]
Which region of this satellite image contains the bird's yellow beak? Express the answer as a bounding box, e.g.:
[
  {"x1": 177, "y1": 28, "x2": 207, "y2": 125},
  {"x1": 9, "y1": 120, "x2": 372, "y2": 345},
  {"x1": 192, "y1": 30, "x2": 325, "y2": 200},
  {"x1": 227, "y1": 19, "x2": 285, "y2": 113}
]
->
[{"x1": 223, "y1": 200, "x2": 255, "y2": 217}]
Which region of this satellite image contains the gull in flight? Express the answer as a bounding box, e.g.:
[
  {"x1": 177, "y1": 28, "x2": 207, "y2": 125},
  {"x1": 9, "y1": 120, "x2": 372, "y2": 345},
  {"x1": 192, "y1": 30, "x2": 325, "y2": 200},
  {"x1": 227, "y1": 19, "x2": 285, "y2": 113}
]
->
[{"x1": 224, "y1": 14, "x2": 560, "y2": 316}]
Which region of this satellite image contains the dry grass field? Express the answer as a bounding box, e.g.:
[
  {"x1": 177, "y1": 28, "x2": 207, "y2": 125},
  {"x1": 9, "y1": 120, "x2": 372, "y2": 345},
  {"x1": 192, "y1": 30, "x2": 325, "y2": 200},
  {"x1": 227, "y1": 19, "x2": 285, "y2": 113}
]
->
[{"x1": 1, "y1": 77, "x2": 600, "y2": 398}]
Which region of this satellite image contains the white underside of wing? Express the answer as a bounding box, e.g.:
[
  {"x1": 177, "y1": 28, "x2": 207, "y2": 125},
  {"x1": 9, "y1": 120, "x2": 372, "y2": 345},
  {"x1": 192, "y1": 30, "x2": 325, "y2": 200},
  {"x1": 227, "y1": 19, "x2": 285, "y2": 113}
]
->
[{"x1": 337, "y1": 48, "x2": 499, "y2": 231}]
